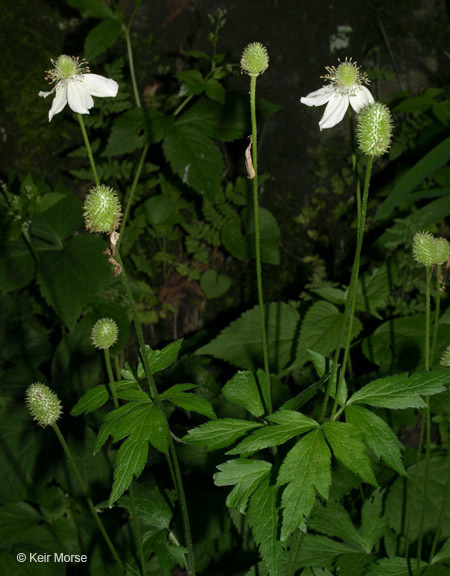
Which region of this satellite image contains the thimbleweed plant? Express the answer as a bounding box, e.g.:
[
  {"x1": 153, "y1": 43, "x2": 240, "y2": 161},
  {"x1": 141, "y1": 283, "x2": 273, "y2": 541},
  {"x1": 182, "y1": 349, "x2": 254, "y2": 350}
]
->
[{"x1": 10, "y1": 6, "x2": 449, "y2": 575}]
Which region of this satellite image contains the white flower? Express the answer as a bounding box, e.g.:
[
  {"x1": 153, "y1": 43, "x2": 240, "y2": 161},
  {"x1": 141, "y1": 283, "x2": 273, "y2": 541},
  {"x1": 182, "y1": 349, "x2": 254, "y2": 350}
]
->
[
  {"x1": 301, "y1": 58, "x2": 374, "y2": 130},
  {"x1": 39, "y1": 55, "x2": 118, "y2": 122}
]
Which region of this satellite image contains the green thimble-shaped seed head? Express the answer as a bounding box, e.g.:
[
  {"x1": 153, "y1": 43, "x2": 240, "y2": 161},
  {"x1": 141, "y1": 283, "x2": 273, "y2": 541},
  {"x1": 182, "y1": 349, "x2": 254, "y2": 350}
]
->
[
  {"x1": 83, "y1": 185, "x2": 122, "y2": 233},
  {"x1": 440, "y1": 345, "x2": 450, "y2": 367},
  {"x1": 412, "y1": 231, "x2": 436, "y2": 266},
  {"x1": 433, "y1": 237, "x2": 449, "y2": 265},
  {"x1": 91, "y1": 318, "x2": 118, "y2": 350},
  {"x1": 356, "y1": 102, "x2": 393, "y2": 157},
  {"x1": 240, "y1": 42, "x2": 269, "y2": 76},
  {"x1": 26, "y1": 383, "x2": 62, "y2": 427}
]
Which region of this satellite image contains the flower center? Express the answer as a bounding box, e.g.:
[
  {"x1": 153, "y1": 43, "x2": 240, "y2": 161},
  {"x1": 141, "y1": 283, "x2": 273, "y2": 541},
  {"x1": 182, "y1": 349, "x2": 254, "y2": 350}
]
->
[
  {"x1": 44, "y1": 55, "x2": 89, "y2": 85},
  {"x1": 322, "y1": 57, "x2": 369, "y2": 96}
]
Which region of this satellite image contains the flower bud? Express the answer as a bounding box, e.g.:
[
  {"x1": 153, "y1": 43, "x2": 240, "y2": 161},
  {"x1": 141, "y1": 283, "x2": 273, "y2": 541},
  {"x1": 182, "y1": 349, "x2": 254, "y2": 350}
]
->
[
  {"x1": 412, "y1": 231, "x2": 435, "y2": 266},
  {"x1": 240, "y1": 42, "x2": 269, "y2": 76},
  {"x1": 440, "y1": 345, "x2": 450, "y2": 368},
  {"x1": 26, "y1": 383, "x2": 62, "y2": 427},
  {"x1": 356, "y1": 102, "x2": 393, "y2": 157},
  {"x1": 91, "y1": 318, "x2": 118, "y2": 350},
  {"x1": 433, "y1": 237, "x2": 449, "y2": 266},
  {"x1": 83, "y1": 185, "x2": 122, "y2": 234}
]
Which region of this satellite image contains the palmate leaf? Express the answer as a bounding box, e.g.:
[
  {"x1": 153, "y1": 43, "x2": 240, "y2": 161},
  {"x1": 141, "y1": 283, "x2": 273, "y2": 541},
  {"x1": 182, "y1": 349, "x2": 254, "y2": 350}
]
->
[
  {"x1": 222, "y1": 370, "x2": 267, "y2": 417},
  {"x1": 213, "y1": 459, "x2": 272, "y2": 513},
  {"x1": 309, "y1": 501, "x2": 366, "y2": 550},
  {"x1": 248, "y1": 475, "x2": 283, "y2": 576},
  {"x1": 135, "y1": 339, "x2": 184, "y2": 379},
  {"x1": 70, "y1": 381, "x2": 139, "y2": 416},
  {"x1": 345, "y1": 406, "x2": 407, "y2": 476},
  {"x1": 278, "y1": 428, "x2": 331, "y2": 541},
  {"x1": 160, "y1": 383, "x2": 216, "y2": 419},
  {"x1": 322, "y1": 422, "x2": 378, "y2": 487},
  {"x1": 183, "y1": 418, "x2": 262, "y2": 451},
  {"x1": 227, "y1": 411, "x2": 318, "y2": 456},
  {"x1": 347, "y1": 369, "x2": 450, "y2": 409},
  {"x1": 359, "y1": 490, "x2": 388, "y2": 552},
  {"x1": 94, "y1": 398, "x2": 169, "y2": 504},
  {"x1": 366, "y1": 557, "x2": 426, "y2": 575},
  {"x1": 296, "y1": 534, "x2": 359, "y2": 569}
]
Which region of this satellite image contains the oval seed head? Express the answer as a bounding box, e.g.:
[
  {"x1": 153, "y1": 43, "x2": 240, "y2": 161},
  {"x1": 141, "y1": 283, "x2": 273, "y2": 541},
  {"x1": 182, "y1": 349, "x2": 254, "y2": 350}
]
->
[
  {"x1": 26, "y1": 383, "x2": 62, "y2": 427},
  {"x1": 356, "y1": 102, "x2": 393, "y2": 157},
  {"x1": 240, "y1": 42, "x2": 269, "y2": 76},
  {"x1": 83, "y1": 185, "x2": 122, "y2": 234},
  {"x1": 433, "y1": 237, "x2": 449, "y2": 266},
  {"x1": 412, "y1": 231, "x2": 436, "y2": 266},
  {"x1": 440, "y1": 345, "x2": 450, "y2": 367},
  {"x1": 91, "y1": 318, "x2": 118, "y2": 350}
]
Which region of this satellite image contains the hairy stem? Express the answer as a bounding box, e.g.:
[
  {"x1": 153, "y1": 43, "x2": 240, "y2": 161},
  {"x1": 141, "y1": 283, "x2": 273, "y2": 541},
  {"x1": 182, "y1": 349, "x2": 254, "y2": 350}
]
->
[
  {"x1": 430, "y1": 264, "x2": 442, "y2": 367},
  {"x1": 249, "y1": 74, "x2": 272, "y2": 414},
  {"x1": 52, "y1": 423, "x2": 124, "y2": 571},
  {"x1": 77, "y1": 114, "x2": 100, "y2": 187}
]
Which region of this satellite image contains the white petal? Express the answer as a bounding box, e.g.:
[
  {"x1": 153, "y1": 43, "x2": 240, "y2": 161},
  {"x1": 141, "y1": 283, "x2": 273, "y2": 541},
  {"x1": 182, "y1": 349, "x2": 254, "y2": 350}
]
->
[
  {"x1": 48, "y1": 84, "x2": 68, "y2": 122},
  {"x1": 67, "y1": 80, "x2": 94, "y2": 115},
  {"x1": 349, "y1": 86, "x2": 374, "y2": 113},
  {"x1": 39, "y1": 90, "x2": 53, "y2": 98},
  {"x1": 319, "y1": 94, "x2": 349, "y2": 130},
  {"x1": 300, "y1": 85, "x2": 335, "y2": 107},
  {"x1": 81, "y1": 74, "x2": 119, "y2": 98}
]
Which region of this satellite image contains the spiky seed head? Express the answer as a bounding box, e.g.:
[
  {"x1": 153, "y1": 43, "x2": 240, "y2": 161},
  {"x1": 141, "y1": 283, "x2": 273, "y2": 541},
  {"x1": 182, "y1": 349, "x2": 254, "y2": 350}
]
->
[
  {"x1": 440, "y1": 345, "x2": 450, "y2": 367},
  {"x1": 433, "y1": 237, "x2": 449, "y2": 266},
  {"x1": 91, "y1": 318, "x2": 119, "y2": 350},
  {"x1": 26, "y1": 383, "x2": 62, "y2": 427},
  {"x1": 83, "y1": 185, "x2": 122, "y2": 234},
  {"x1": 356, "y1": 102, "x2": 393, "y2": 157},
  {"x1": 412, "y1": 231, "x2": 436, "y2": 266},
  {"x1": 240, "y1": 42, "x2": 269, "y2": 76}
]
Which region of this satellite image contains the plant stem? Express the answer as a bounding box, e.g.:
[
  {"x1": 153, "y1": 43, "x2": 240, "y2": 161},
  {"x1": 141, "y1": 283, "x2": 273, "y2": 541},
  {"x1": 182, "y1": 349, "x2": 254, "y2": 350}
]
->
[
  {"x1": 330, "y1": 157, "x2": 373, "y2": 420},
  {"x1": 114, "y1": 251, "x2": 196, "y2": 575},
  {"x1": 52, "y1": 423, "x2": 124, "y2": 571},
  {"x1": 77, "y1": 114, "x2": 100, "y2": 186},
  {"x1": 416, "y1": 268, "x2": 432, "y2": 575},
  {"x1": 123, "y1": 21, "x2": 141, "y2": 109},
  {"x1": 430, "y1": 264, "x2": 442, "y2": 367},
  {"x1": 104, "y1": 349, "x2": 146, "y2": 576},
  {"x1": 249, "y1": 74, "x2": 272, "y2": 414},
  {"x1": 429, "y1": 449, "x2": 450, "y2": 561}
]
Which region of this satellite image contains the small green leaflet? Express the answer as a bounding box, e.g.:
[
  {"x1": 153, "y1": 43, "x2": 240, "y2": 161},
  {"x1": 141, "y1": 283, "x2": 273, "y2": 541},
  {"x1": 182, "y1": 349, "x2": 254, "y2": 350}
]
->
[
  {"x1": 306, "y1": 349, "x2": 347, "y2": 406},
  {"x1": 432, "y1": 539, "x2": 450, "y2": 565},
  {"x1": 296, "y1": 534, "x2": 359, "y2": 569},
  {"x1": 309, "y1": 501, "x2": 367, "y2": 551},
  {"x1": 277, "y1": 428, "x2": 331, "y2": 541},
  {"x1": 227, "y1": 411, "x2": 318, "y2": 456},
  {"x1": 118, "y1": 481, "x2": 174, "y2": 530},
  {"x1": 160, "y1": 383, "x2": 216, "y2": 419},
  {"x1": 213, "y1": 459, "x2": 272, "y2": 513},
  {"x1": 183, "y1": 418, "x2": 262, "y2": 451},
  {"x1": 137, "y1": 339, "x2": 184, "y2": 378},
  {"x1": 347, "y1": 369, "x2": 450, "y2": 409},
  {"x1": 345, "y1": 406, "x2": 407, "y2": 476},
  {"x1": 94, "y1": 400, "x2": 169, "y2": 504},
  {"x1": 366, "y1": 557, "x2": 426, "y2": 575},
  {"x1": 70, "y1": 381, "x2": 141, "y2": 416},
  {"x1": 248, "y1": 475, "x2": 283, "y2": 576},
  {"x1": 322, "y1": 422, "x2": 378, "y2": 487},
  {"x1": 222, "y1": 370, "x2": 268, "y2": 417}
]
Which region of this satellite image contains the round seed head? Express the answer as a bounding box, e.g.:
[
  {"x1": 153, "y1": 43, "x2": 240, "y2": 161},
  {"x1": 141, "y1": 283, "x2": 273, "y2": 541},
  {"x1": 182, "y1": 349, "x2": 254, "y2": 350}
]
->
[
  {"x1": 26, "y1": 383, "x2": 62, "y2": 427},
  {"x1": 433, "y1": 237, "x2": 449, "y2": 266},
  {"x1": 91, "y1": 318, "x2": 119, "y2": 350},
  {"x1": 240, "y1": 42, "x2": 269, "y2": 76},
  {"x1": 412, "y1": 231, "x2": 436, "y2": 266},
  {"x1": 83, "y1": 185, "x2": 122, "y2": 234},
  {"x1": 356, "y1": 102, "x2": 393, "y2": 157}
]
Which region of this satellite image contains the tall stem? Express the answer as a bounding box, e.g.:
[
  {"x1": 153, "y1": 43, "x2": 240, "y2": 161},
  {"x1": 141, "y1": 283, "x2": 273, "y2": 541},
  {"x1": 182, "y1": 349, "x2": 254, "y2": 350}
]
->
[
  {"x1": 249, "y1": 74, "x2": 272, "y2": 414},
  {"x1": 123, "y1": 23, "x2": 141, "y2": 108},
  {"x1": 429, "y1": 450, "x2": 450, "y2": 560},
  {"x1": 52, "y1": 423, "x2": 124, "y2": 571},
  {"x1": 430, "y1": 264, "x2": 442, "y2": 367},
  {"x1": 104, "y1": 349, "x2": 146, "y2": 576},
  {"x1": 77, "y1": 114, "x2": 100, "y2": 186},
  {"x1": 114, "y1": 251, "x2": 195, "y2": 576}
]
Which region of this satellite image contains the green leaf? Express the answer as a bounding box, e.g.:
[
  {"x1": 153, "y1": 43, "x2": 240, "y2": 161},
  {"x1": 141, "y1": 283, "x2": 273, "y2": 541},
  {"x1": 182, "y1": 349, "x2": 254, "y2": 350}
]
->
[
  {"x1": 200, "y1": 269, "x2": 231, "y2": 299},
  {"x1": 0, "y1": 236, "x2": 35, "y2": 292},
  {"x1": 345, "y1": 406, "x2": 407, "y2": 476},
  {"x1": 375, "y1": 136, "x2": 450, "y2": 220},
  {"x1": 67, "y1": 0, "x2": 115, "y2": 18},
  {"x1": 163, "y1": 123, "x2": 223, "y2": 201},
  {"x1": 221, "y1": 216, "x2": 248, "y2": 260},
  {"x1": 296, "y1": 534, "x2": 359, "y2": 568},
  {"x1": 362, "y1": 314, "x2": 450, "y2": 371},
  {"x1": 222, "y1": 370, "x2": 267, "y2": 417},
  {"x1": 84, "y1": 19, "x2": 122, "y2": 61},
  {"x1": 248, "y1": 475, "x2": 283, "y2": 576},
  {"x1": 71, "y1": 380, "x2": 140, "y2": 416},
  {"x1": 227, "y1": 411, "x2": 318, "y2": 456},
  {"x1": 347, "y1": 370, "x2": 450, "y2": 409},
  {"x1": 36, "y1": 235, "x2": 112, "y2": 330},
  {"x1": 213, "y1": 459, "x2": 272, "y2": 513},
  {"x1": 183, "y1": 418, "x2": 262, "y2": 451},
  {"x1": 355, "y1": 258, "x2": 399, "y2": 319},
  {"x1": 176, "y1": 70, "x2": 205, "y2": 96},
  {"x1": 366, "y1": 557, "x2": 426, "y2": 575},
  {"x1": 118, "y1": 480, "x2": 173, "y2": 529},
  {"x1": 161, "y1": 384, "x2": 216, "y2": 419},
  {"x1": 432, "y1": 539, "x2": 450, "y2": 564},
  {"x1": 243, "y1": 206, "x2": 281, "y2": 265},
  {"x1": 386, "y1": 456, "x2": 450, "y2": 542},
  {"x1": 335, "y1": 554, "x2": 375, "y2": 576},
  {"x1": 31, "y1": 192, "x2": 82, "y2": 245},
  {"x1": 294, "y1": 301, "x2": 363, "y2": 368},
  {"x1": 360, "y1": 490, "x2": 388, "y2": 552},
  {"x1": 197, "y1": 302, "x2": 300, "y2": 373},
  {"x1": 205, "y1": 79, "x2": 225, "y2": 104},
  {"x1": 323, "y1": 422, "x2": 378, "y2": 487},
  {"x1": 306, "y1": 349, "x2": 347, "y2": 406},
  {"x1": 309, "y1": 501, "x2": 366, "y2": 550},
  {"x1": 278, "y1": 429, "x2": 332, "y2": 540},
  {"x1": 137, "y1": 339, "x2": 184, "y2": 378}
]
